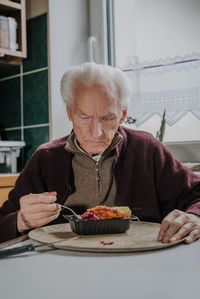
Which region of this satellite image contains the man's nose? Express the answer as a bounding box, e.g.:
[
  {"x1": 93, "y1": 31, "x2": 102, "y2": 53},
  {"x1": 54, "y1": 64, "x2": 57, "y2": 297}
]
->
[{"x1": 90, "y1": 120, "x2": 102, "y2": 138}]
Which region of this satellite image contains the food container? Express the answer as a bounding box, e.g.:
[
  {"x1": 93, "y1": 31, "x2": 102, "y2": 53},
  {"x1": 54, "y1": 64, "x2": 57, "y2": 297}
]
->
[
  {"x1": 0, "y1": 16, "x2": 9, "y2": 49},
  {"x1": 0, "y1": 16, "x2": 17, "y2": 51},
  {"x1": 8, "y1": 17, "x2": 18, "y2": 51},
  {"x1": 62, "y1": 214, "x2": 132, "y2": 235}
]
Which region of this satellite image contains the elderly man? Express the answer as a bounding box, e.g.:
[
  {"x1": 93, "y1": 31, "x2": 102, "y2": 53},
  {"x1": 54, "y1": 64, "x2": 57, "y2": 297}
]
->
[{"x1": 0, "y1": 62, "x2": 200, "y2": 244}]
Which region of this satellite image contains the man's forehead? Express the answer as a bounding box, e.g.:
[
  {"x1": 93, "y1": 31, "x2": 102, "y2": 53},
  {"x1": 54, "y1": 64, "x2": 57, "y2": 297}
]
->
[
  {"x1": 72, "y1": 82, "x2": 117, "y2": 100},
  {"x1": 74, "y1": 103, "x2": 117, "y2": 115},
  {"x1": 78, "y1": 107, "x2": 116, "y2": 116},
  {"x1": 71, "y1": 83, "x2": 122, "y2": 115},
  {"x1": 73, "y1": 81, "x2": 105, "y2": 92}
]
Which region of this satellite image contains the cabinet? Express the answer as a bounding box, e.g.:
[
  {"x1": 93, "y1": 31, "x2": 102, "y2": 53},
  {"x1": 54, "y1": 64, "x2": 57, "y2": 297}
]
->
[
  {"x1": 0, "y1": 0, "x2": 26, "y2": 65},
  {"x1": 0, "y1": 175, "x2": 18, "y2": 206}
]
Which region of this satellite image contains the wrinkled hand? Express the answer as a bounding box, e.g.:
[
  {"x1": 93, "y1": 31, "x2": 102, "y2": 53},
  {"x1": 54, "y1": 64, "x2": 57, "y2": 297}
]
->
[
  {"x1": 158, "y1": 209, "x2": 200, "y2": 244},
  {"x1": 17, "y1": 191, "x2": 61, "y2": 233}
]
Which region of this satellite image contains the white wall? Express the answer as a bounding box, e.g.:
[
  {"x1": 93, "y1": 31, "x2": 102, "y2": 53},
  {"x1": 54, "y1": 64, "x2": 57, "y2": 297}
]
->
[{"x1": 48, "y1": 0, "x2": 89, "y2": 139}]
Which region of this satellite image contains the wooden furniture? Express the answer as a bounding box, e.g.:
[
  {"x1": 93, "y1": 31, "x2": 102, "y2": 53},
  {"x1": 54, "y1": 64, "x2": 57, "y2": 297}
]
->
[
  {"x1": 0, "y1": 175, "x2": 18, "y2": 206},
  {"x1": 0, "y1": 0, "x2": 26, "y2": 65}
]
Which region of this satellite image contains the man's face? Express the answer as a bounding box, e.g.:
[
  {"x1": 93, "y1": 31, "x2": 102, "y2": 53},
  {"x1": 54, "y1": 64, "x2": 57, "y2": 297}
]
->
[{"x1": 67, "y1": 84, "x2": 127, "y2": 155}]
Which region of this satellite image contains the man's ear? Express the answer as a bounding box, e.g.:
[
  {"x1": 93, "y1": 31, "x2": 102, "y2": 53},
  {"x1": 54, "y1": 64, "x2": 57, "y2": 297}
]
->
[
  {"x1": 66, "y1": 106, "x2": 72, "y2": 121},
  {"x1": 119, "y1": 109, "x2": 127, "y2": 124}
]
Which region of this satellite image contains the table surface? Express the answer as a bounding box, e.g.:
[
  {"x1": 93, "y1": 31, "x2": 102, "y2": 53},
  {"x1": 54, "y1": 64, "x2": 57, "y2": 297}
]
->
[{"x1": 0, "y1": 236, "x2": 199, "y2": 299}]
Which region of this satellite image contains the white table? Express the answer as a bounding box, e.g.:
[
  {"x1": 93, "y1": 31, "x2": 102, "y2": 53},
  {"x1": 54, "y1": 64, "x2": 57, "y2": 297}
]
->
[{"x1": 0, "y1": 237, "x2": 199, "y2": 299}]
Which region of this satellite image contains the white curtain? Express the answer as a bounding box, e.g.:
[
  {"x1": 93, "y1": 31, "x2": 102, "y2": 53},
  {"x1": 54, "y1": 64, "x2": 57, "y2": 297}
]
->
[{"x1": 125, "y1": 53, "x2": 200, "y2": 126}]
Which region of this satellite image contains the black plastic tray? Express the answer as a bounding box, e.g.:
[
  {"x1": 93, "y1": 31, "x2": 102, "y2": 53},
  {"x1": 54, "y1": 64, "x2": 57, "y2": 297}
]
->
[{"x1": 62, "y1": 215, "x2": 131, "y2": 235}]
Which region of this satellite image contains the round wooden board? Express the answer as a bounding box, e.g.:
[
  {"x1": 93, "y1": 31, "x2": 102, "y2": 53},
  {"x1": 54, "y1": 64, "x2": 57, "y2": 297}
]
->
[{"x1": 28, "y1": 222, "x2": 184, "y2": 253}]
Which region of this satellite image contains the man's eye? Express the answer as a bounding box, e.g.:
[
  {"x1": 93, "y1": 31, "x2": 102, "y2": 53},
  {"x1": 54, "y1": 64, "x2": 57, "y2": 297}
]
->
[
  {"x1": 102, "y1": 116, "x2": 114, "y2": 121},
  {"x1": 80, "y1": 114, "x2": 90, "y2": 120}
]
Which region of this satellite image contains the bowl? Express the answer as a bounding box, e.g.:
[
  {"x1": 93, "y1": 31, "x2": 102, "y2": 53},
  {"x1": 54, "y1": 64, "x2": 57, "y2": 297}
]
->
[{"x1": 62, "y1": 215, "x2": 131, "y2": 235}]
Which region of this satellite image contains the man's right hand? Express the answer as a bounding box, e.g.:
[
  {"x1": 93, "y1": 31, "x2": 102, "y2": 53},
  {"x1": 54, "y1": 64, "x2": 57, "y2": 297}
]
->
[{"x1": 17, "y1": 192, "x2": 61, "y2": 233}]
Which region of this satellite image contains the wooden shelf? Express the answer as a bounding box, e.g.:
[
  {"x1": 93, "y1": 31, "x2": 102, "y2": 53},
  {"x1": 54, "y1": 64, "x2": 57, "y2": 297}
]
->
[
  {"x1": 0, "y1": 0, "x2": 27, "y2": 64},
  {"x1": 0, "y1": 55, "x2": 21, "y2": 65},
  {"x1": 0, "y1": 47, "x2": 25, "y2": 57},
  {"x1": 0, "y1": 0, "x2": 22, "y2": 11}
]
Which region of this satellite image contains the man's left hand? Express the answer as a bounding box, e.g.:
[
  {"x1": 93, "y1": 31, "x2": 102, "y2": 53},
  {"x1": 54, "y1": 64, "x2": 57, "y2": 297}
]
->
[{"x1": 158, "y1": 209, "x2": 200, "y2": 244}]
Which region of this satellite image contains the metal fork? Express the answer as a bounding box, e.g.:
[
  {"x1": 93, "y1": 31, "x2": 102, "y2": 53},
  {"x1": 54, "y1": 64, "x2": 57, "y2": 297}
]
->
[{"x1": 57, "y1": 204, "x2": 81, "y2": 220}]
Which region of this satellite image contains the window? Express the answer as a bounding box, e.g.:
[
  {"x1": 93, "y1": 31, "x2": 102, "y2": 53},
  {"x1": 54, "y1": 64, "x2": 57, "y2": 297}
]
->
[{"x1": 89, "y1": 0, "x2": 200, "y2": 141}]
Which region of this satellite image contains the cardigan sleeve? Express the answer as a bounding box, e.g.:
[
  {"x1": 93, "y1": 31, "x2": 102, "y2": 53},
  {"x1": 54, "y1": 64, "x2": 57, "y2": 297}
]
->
[
  {"x1": 0, "y1": 149, "x2": 46, "y2": 243},
  {"x1": 153, "y1": 139, "x2": 200, "y2": 217}
]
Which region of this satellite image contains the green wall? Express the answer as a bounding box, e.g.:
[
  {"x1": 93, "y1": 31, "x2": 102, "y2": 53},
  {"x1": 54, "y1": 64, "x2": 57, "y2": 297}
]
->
[{"x1": 0, "y1": 13, "x2": 49, "y2": 170}]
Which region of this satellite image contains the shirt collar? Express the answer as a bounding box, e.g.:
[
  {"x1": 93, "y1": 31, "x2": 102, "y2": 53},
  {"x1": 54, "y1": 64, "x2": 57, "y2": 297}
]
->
[{"x1": 65, "y1": 130, "x2": 123, "y2": 159}]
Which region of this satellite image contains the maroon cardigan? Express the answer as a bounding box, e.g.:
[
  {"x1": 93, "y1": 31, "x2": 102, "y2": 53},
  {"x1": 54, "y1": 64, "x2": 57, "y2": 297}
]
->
[{"x1": 1, "y1": 126, "x2": 200, "y2": 243}]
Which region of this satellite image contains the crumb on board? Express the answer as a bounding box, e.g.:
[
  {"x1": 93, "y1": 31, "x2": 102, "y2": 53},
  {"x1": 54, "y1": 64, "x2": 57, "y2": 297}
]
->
[{"x1": 100, "y1": 240, "x2": 114, "y2": 245}]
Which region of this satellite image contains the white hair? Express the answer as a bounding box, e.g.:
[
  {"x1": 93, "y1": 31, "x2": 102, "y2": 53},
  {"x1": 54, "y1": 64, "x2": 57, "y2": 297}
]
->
[{"x1": 60, "y1": 62, "x2": 131, "y2": 109}]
